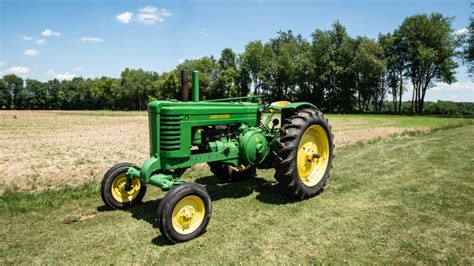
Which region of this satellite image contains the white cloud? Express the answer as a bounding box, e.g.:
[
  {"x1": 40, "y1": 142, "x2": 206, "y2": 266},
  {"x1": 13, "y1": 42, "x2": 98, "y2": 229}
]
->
[
  {"x1": 116, "y1": 6, "x2": 172, "y2": 26},
  {"x1": 178, "y1": 58, "x2": 185, "y2": 64},
  {"x1": 5, "y1": 66, "x2": 30, "y2": 75},
  {"x1": 432, "y1": 81, "x2": 474, "y2": 91},
  {"x1": 46, "y1": 69, "x2": 75, "y2": 81},
  {"x1": 24, "y1": 49, "x2": 39, "y2": 56},
  {"x1": 80, "y1": 36, "x2": 104, "y2": 42},
  {"x1": 116, "y1": 11, "x2": 133, "y2": 24},
  {"x1": 73, "y1": 67, "x2": 83, "y2": 72},
  {"x1": 454, "y1": 27, "x2": 468, "y2": 36},
  {"x1": 35, "y1": 39, "x2": 46, "y2": 45},
  {"x1": 19, "y1": 34, "x2": 34, "y2": 41},
  {"x1": 19, "y1": 35, "x2": 46, "y2": 44},
  {"x1": 56, "y1": 72, "x2": 75, "y2": 81},
  {"x1": 41, "y1": 29, "x2": 61, "y2": 37},
  {"x1": 46, "y1": 70, "x2": 56, "y2": 77},
  {"x1": 137, "y1": 6, "x2": 172, "y2": 25}
]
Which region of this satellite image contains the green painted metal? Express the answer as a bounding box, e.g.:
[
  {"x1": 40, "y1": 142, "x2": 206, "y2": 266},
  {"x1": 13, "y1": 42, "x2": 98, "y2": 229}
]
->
[
  {"x1": 239, "y1": 130, "x2": 269, "y2": 165},
  {"x1": 139, "y1": 100, "x2": 259, "y2": 184},
  {"x1": 125, "y1": 166, "x2": 141, "y2": 190},
  {"x1": 149, "y1": 173, "x2": 184, "y2": 190},
  {"x1": 140, "y1": 156, "x2": 161, "y2": 184},
  {"x1": 126, "y1": 167, "x2": 140, "y2": 179},
  {"x1": 281, "y1": 102, "x2": 321, "y2": 125},
  {"x1": 192, "y1": 71, "x2": 199, "y2": 102},
  {"x1": 205, "y1": 95, "x2": 262, "y2": 102},
  {"x1": 127, "y1": 71, "x2": 320, "y2": 191},
  {"x1": 191, "y1": 127, "x2": 202, "y2": 145}
]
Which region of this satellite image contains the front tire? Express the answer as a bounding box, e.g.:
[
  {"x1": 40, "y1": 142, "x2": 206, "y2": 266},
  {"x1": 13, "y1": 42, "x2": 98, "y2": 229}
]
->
[
  {"x1": 157, "y1": 183, "x2": 212, "y2": 243},
  {"x1": 273, "y1": 108, "x2": 334, "y2": 200},
  {"x1": 100, "y1": 163, "x2": 147, "y2": 209}
]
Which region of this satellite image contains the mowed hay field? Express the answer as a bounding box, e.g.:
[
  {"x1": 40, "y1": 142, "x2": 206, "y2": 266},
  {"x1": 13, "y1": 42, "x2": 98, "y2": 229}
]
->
[{"x1": 0, "y1": 111, "x2": 473, "y2": 264}]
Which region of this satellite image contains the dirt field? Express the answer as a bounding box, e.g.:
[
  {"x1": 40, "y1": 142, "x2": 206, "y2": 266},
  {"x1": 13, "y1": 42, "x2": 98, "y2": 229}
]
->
[{"x1": 0, "y1": 111, "x2": 463, "y2": 192}]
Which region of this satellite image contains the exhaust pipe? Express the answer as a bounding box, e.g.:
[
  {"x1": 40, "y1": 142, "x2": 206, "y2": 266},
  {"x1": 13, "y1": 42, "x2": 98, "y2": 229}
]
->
[
  {"x1": 192, "y1": 70, "x2": 199, "y2": 102},
  {"x1": 180, "y1": 70, "x2": 188, "y2": 102}
]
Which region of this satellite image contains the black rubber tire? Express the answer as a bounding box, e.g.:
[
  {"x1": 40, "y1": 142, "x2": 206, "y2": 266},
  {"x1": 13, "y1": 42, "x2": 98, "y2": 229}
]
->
[
  {"x1": 272, "y1": 108, "x2": 334, "y2": 200},
  {"x1": 100, "y1": 162, "x2": 147, "y2": 210},
  {"x1": 208, "y1": 162, "x2": 256, "y2": 182},
  {"x1": 157, "y1": 183, "x2": 212, "y2": 243}
]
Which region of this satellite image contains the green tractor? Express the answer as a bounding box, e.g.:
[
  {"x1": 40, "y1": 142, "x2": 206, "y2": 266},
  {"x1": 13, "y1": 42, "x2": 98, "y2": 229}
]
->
[{"x1": 101, "y1": 71, "x2": 334, "y2": 243}]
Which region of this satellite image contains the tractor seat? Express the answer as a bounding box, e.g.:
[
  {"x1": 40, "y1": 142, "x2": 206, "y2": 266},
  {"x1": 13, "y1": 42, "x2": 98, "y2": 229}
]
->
[{"x1": 268, "y1": 101, "x2": 290, "y2": 112}]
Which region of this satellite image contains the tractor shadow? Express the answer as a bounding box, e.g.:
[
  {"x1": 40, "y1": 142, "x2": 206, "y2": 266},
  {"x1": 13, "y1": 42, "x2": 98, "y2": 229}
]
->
[
  {"x1": 96, "y1": 174, "x2": 295, "y2": 246},
  {"x1": 97, "y1": 198, "x2": 170, "y2": 246},
  {"x1": 123, "y1": 199, "x2": 174, "y2": 246},
  {"x1": 96, "y1": 199, "x2": 161, "y2": 229},
  {"x1": 194, "y1": 175, "x2": 296, "y2": 205}
]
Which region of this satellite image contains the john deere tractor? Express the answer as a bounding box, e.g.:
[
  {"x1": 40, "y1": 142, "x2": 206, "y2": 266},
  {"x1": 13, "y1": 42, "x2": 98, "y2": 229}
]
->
[{"x1": 101, "y1": 71, "x2": 334, "y2": 243}]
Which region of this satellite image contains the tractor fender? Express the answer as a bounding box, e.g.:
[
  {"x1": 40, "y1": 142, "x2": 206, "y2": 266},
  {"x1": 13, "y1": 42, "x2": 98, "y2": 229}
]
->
[{"x1": 280, "y1": 102, "x2": 322, "y2": 124}]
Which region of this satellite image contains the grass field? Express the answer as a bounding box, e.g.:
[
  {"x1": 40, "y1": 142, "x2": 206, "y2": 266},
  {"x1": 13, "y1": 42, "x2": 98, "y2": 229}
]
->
[{"x1": 0, "y1": 113, "x2": 473, "y2": 264}]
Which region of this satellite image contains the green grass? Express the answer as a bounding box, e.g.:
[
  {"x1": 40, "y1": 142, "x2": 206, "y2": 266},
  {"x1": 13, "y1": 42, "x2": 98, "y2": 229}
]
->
[
  {"x1": 1, "y1": 125, "x2": 473, "y2": 264},
  {"x1": 326, "y1": 114, "x2": 471, "y2": 132}
]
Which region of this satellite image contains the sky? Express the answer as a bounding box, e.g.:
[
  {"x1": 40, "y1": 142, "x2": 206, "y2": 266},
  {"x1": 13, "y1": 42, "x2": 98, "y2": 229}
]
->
[{"x1": 0, "y1": 0, "x2": 472, "y2": 102}]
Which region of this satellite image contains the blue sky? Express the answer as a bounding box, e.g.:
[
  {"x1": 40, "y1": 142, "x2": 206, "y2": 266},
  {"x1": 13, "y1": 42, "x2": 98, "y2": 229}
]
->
[{"x1": 0, "y1": 0, "x2": 472, "y2": 101}]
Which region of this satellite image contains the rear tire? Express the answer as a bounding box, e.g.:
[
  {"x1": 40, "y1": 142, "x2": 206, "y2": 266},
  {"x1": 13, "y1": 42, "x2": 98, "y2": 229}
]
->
[
  {"x1": 157, "y1": 183, "x2": 212, "y2": 243},
  {"x1": 101, "y1": 163, "x2": 146, "y2": 209},
  {"x1": 273, "y1": 108, "x2": 334, "y2": 200},
  {"x1": 208, "y1": 162, "x2": 256, "y2": 182}
]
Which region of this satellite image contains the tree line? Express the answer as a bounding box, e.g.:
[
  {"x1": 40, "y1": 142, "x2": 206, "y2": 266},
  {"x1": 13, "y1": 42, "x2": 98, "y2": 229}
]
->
[{"x1": 1, "y1": 13, "x2": 468, "y2": 114}]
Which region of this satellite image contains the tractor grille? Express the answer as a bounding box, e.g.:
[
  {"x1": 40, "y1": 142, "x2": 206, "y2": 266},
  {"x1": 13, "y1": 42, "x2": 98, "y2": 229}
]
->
[{"x1": 160, "y1": 115, "x2": 181, "y2": 151}]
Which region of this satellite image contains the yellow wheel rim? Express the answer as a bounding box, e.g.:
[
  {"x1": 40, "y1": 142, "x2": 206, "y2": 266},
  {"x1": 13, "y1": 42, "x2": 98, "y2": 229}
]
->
[
  {"x1": 297, "y1": 124, "x2": 330, "y2": 187},
  {"x1": 172, "y1": 195, "x2": 205, "y2": 235},
  {"x1": 111, "y1": 174, "x2": 141, "y2": 203}
]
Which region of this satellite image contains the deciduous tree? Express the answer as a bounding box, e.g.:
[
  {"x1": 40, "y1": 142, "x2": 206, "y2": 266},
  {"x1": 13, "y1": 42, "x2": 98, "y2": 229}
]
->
[{"x1": 397, "y1": 13, "x2": 458, "y2": 113}]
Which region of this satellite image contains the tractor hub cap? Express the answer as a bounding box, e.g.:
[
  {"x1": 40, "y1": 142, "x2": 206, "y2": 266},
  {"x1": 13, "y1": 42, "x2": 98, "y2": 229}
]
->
[
  {"x1": 179, "y1": 206, "x2": 195, "y2": 221},
  {"x1": 172, "y1": 195, "x2": 205, "y2": 235},
  {"x1": 297, "y1": 124, "x2": 330, "y2": 187},
  {"x1": 111, "y1": 174, "x2": 141, "y2": 203}
]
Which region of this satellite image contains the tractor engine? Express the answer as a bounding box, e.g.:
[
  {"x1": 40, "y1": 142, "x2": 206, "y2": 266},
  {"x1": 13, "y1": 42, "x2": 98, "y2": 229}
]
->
[{"x1": 200, "y1": 124, "x2": 270, "y2": 166}]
